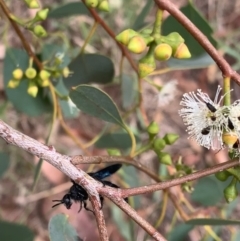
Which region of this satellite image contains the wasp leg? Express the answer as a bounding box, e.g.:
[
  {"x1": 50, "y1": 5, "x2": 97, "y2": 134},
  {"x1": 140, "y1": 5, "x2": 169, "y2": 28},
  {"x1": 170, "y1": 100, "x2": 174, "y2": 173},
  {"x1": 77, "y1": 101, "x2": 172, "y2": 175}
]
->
[{"x1": 83, "y1": 201, "x2": 94, "y2": 214}]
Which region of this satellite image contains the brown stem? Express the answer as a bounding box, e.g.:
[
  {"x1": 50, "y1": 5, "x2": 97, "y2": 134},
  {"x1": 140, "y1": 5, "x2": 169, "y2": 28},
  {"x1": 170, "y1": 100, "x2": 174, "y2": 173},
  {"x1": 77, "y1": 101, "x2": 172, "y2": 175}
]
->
[
  {"x1": 154, "y1": 0, "x2": 240, "y2": 84},
  {"x1": 118, "y1": 160, "x2": 239, "y2": 198},
  {"x1": 89, "y1": 195, "x2": 109, "y2": 241},
  {"x1": 81, "y1": 0, "x2": 138, "y2": 74},
  {"x1": 0, "y1": 0, "x2": 42, "y2": 69}
]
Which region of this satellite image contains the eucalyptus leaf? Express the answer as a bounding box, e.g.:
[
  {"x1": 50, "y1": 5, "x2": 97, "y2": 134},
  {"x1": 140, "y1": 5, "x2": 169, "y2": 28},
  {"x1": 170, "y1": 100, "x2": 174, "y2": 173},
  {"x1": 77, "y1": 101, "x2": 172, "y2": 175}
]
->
[
  {"x1": 70, "y1": 85, "x2": 124, "y2": 127},
  {"x1": 0, "y1": 220, "x2": 34, "y2": 241},
  {"x1": 191, "y1": 176, "x2": 223, "y2": 206},
  {"x1": 168, "y1": 223, "x2": 193, "y2": 241},
  {"x1": 41, "y1": 44, "x2": 70, "y2": 68},
  {"x1": 55, "y1": 79, "x2": 79, "y2": 119},
  {"x1": 48, "y1": 2, "x2": 89, "y2": 18},
  {"x1": 48, "y1": 214, "x2": 79, "y2": 241},
  {"x1": 132, "y1": 1, "x2": 153, "y2": 30},
  {"x1": 111, "y1": 206, "x2": 132, "y2": 241},
  {"x1": 63, "y1": 54, "x2": 114, "y2": 89},
  {"x1": 95, "y1": 132, "x2": 139, "y2": 149},
  {"x1": 121, "y1": 74, "x2": 138, "y2": 109},
  {"x1": 187, "y1": 218, "x2": 240, "y2": 226},
  {"x1": 167, "y1": 53, "x2": 214, "y2": 69}
]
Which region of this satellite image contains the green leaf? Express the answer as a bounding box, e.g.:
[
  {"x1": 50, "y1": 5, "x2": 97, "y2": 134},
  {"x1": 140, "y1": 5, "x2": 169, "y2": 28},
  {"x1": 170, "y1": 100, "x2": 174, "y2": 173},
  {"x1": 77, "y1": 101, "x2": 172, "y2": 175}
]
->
[
  {"x1": 191, "y1": 176, "x2": 223, "y2": 206},
  {"x1": 48, "y1": 2, "x2": 89, "y2": 18},
  {"x1": 121, "y1": 165, "x2": 141, "y2": 209},
  {"x1": 187, "y1": 218, "x2": 240, "y2": 226},
  {"x1": 162, "y1": 3, "x2": 217, "y2": 57},
  {"x1": 48, "y1": 214, "x2": 79, "y2": 241},
  {"x1": 4, "y1": 48, "x2": 51, "y2": 116},
  {"x1": 0, "y1": 153, "x2": 10, "y2": 178},
  {"x1": 168, "y1": 223, "x2": 193, "y2": 241},
  {"x1": 121, "y1": 74, "x2": 138, "y2": 109},
  {"x1": 0, "y1": 220, "x2": 34, "y2": 241},
  {"x1": 41, "y1": 44, "x2": 70, "y2": 67},
  {"x1": 63, "y1": 54, "x2": 114, "y2": 89},
  {"x1": 55, "y1": 79, "x2": 79, "y2": 119},
  {"x1": 167, "y1": 53, "x2": 214, "y2": 69},
  {"x1": 132, "y1": 1, "x2": 154, "y2": 30},
  {"x1": 70, "y1": 85, "x2": 124, "y2": 127},
  {"x1": 95, "y1": 132, "x2": 139, "y2": 149},
  {"x1": 111, "y1": 206, "x2": 132, "y2": 241}
]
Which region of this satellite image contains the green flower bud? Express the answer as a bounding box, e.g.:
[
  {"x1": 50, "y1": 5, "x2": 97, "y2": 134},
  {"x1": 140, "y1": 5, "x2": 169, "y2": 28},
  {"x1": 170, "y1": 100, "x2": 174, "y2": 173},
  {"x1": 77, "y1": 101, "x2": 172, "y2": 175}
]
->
[
  {"x1": 215, "y1": 171, "x2": 230, "y2": 182},
  {"x1": 27, "y1": 81, "x2": 38, "y2": 97},
  {"x1": 12, "y1": 68, "x2": 23, "y2": 80},
  {"x1": 154, "y1": 43, "x2": 172, "y2": 61},
  {"x1": 164, "y1": 32, "x2": 184, "y2": 53},
  {"x1": 153, "y1": 138, "x2": 166, "y2": 151},
  {"x1": 127, "y1": 36, "x2": 147, "y2": 54},
  {"x1": 173, "y1": 43, "x2": 191, "y2": 59},
  {"x1": 163, "y1": 133, "x2": 179, "y2": 145},
  {"x1": 85, "y1": 0, "x2": 99, "y2": 8},
  {"x1": 24, "y1": 0, "x2": 40, "y2": 8},
  {"x1": 138, "y1": 53, "x2": 156, "y2": 78},
  {"x1": 224, "y1": 178, "x2": 238, "y2": 203},
  {"x1": 158, "y1": 152, "x2": 172, "y2": 165},
  {"x1": 147, "y1": 121, "x2": 159, "y2": 139},
  {"x1": 37, "y1": 77, "x2": 49, "y2": 87},
  {"x1": 7, "y1": 79, "x2": 21, "y2": 88},
  {"x1": 116, "y1": 29, "x2": 139, "y2": 46},
  {"x1": 140, "y1": 28, "x2": 153, "y2": 35},
  {"x1": 98, "y1": 0, "x2": 109, "y2": 12},
  {"x1": 107, "y1": 149, "x2": 121, "y2": 156},
  {"x1": 166, "y1": 32, "x2": 184, "y2": 43},
  {"x1": 25, "y1": 67, "x2": 37, "y2": 79},
  {"x1": 33, "y1": 25, "x2": 47, "y2": 37},
  {"x1": 39, "y1": 69, "x2": 51, "y2": 80},
  {"x1": 35, "y1": 8, "x2": 49, "y2": 21}
]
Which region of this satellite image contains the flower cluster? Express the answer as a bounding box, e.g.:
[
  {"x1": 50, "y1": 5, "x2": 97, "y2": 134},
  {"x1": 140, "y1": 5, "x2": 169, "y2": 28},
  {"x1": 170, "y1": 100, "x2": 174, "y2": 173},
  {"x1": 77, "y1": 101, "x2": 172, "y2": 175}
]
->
[{"x1": 179, "y1": 86, "x2": 240, "y2": 152}]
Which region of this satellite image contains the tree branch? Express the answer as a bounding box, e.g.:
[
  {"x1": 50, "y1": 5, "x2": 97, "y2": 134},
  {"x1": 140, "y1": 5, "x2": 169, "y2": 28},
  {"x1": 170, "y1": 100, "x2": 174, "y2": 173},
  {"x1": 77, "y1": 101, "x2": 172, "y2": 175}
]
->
[
  {"x1": 154, "y1": 0, "x2": 240, "y2": 85},
  {"x1": 98, "y1": 159, "x2": 239, "y2": 199},
  {"x1": 0, "y1": 119, "x2": 166, "y2": 240},
  {"x1": 89, "y1": 195, "x2": 109, "y2": 241}
]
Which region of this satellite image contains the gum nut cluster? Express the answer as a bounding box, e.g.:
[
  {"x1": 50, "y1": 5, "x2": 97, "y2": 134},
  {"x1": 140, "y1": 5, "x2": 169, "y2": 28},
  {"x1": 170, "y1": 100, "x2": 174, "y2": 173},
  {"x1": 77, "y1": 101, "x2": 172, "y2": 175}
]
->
[{"x1": 178, "y1": 86, "x2": 240, "y2": 151}]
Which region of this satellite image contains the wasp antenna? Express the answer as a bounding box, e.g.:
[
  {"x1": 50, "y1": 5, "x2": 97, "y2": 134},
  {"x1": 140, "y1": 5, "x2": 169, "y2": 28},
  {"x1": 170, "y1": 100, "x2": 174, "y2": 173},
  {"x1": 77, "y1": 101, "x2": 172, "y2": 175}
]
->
[{"x1": 52, "y1": 202, "x2": 63, "y2": 208}]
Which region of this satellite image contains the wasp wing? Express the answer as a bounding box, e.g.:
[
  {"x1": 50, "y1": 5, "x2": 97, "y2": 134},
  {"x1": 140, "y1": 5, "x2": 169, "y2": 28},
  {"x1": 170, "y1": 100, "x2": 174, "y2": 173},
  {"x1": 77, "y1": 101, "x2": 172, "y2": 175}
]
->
[{"x1": 88, "y1": 164, "x2": 122, "y2": 180}]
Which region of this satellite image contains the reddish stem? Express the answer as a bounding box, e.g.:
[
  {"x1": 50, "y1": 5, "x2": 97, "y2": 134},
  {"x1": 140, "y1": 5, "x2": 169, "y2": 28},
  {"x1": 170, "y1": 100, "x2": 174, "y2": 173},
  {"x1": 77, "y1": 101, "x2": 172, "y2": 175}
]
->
[{"x1": 154, "y1": 0, "x2": 240, "y2": 85}]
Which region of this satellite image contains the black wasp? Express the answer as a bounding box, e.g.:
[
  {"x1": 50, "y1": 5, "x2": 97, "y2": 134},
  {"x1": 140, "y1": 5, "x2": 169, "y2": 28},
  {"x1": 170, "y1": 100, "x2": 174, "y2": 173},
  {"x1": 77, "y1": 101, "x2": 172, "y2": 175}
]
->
[{"x1": 52, "y1": 164, "x2": 127, "y2": 213}]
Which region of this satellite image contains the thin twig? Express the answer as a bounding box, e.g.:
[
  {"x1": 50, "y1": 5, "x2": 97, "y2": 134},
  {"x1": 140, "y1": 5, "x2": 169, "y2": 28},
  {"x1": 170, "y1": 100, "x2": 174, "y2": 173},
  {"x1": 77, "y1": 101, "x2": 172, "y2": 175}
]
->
[
  {"x1": 89, "y1": 195, "x2": 109, "y2": 241},
  {"x1": 154, "y1": 0, "x2": 240, "y2": 84},
  {"x1": 81, "y1": 0, "x2": 138, "y2": 74},
  {"x1": 118, "y1": 160, "x2": 239, "y2": 198},
  {"x1": 0, "y1": 119, "x2": 166, "y2": 240}
]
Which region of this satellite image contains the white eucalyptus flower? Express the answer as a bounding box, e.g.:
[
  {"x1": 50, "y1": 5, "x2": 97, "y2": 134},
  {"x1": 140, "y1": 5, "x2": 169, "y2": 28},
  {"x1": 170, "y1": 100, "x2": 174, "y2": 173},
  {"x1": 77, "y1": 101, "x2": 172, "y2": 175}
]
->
[{"x1": 179, "y1": 86, "x2": 228, "y2": 150}]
